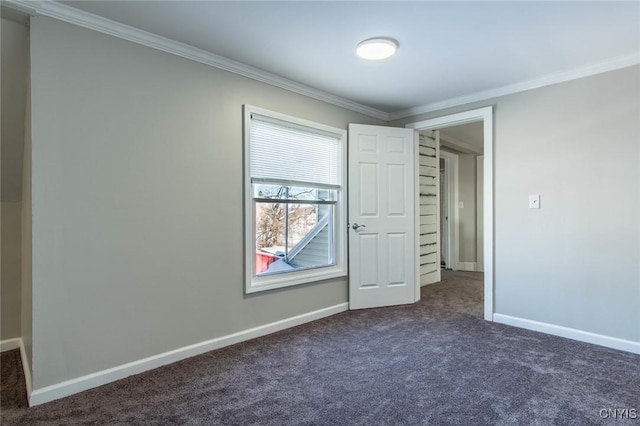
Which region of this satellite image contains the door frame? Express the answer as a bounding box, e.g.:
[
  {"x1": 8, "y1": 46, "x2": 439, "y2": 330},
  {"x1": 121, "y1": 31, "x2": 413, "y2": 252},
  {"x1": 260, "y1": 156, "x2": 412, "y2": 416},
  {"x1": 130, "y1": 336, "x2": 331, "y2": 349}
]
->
[
  {"x1": 439, "y1": 149, "x2": 459, "y2": 271},
  {"x1": 406, "y1": 106, "x2": 494, "y2": 321}
]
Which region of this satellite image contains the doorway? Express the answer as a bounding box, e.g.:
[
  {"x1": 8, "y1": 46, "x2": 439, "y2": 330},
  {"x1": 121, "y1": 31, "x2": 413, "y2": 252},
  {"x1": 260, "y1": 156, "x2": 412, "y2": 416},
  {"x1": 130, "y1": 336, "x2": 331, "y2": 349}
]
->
[
  {"x1": 407, "y1": 107, "x2": 494, "y2": 321},
  {"x1": 440, "y1": 123, "x2": 483, "y2": 272}
]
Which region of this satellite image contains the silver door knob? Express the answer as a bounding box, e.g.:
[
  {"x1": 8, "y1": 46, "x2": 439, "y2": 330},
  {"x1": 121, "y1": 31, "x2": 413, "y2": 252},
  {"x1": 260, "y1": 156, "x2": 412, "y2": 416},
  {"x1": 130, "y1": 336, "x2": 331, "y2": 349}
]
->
[{"x1": 352, "y1": 223, "x2": 366, "y2": 230}]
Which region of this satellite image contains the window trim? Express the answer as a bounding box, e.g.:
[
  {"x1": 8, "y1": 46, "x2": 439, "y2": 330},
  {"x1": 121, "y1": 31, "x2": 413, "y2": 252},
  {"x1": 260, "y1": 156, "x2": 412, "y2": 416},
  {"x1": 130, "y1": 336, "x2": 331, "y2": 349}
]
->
[{"x1": 243, "y1": 105, "x2": 347, "y2": 294}]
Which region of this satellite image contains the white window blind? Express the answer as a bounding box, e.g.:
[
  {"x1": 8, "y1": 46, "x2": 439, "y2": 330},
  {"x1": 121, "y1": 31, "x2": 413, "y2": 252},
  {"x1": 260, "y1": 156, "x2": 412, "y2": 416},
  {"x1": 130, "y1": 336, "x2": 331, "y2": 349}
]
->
[{"x1": 250, "y1": 116, "x2": 341, "y2": 187}]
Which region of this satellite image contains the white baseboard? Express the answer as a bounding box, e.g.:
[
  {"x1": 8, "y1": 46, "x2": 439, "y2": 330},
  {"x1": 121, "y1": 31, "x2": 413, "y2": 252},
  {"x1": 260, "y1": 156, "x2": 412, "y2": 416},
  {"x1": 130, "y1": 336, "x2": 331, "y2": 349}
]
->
[
  {"x1": 493, "y1": 313, "x2": 640, "y2": 355},
  {"x1": 29, "y1": 302, "x2": 349, "y2": 406},
  {"x1": 0, "y1": 338, "x2": 21, "y2": 352},
  {"x1": 455, "y1": 262, "x2": 477, "y2": 272},
  {"x1": 19, "y1": 339, "x2": 33, "y2": 400},
  {"x1": 1, "y1": 337, "x2": 32, "y2": 403}
]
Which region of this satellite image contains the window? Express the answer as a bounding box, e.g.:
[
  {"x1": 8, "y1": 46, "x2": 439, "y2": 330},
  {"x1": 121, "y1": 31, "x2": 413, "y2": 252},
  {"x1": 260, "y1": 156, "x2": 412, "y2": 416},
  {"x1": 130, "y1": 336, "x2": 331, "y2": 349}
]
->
[{"x1": 244, "y1": 105, "x2": 347, "y2": 293}]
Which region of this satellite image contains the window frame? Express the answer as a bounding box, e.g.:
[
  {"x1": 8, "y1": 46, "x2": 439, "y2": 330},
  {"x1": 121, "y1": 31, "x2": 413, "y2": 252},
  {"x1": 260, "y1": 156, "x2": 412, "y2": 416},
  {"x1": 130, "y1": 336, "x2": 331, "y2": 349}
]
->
[{"x1": 243, "y1": 105, "x2": 347, "y2": 294}]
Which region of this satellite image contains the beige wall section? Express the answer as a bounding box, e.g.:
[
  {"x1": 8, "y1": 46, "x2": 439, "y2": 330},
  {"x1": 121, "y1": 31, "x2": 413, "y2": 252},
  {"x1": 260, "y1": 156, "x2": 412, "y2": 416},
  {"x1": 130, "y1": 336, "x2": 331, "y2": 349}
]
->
[
  {"x1": 1, "y1": 17, "x2": 29, "y2": 202},
  {"x1": 29, "y1": 17, "x2": 384, "y2": 390},
  {"x1": 1, "y1": 202, "x2": 22, "y2": 340},
  {"x1": 1, "y1": 16, "x2": 29, "y2": 342},
  {"x1": 393, "y1": 65, "x2": 640, "y2": 343},
  {"x1": 457, "y1": 154, "x2": 476, "y2": 264}
]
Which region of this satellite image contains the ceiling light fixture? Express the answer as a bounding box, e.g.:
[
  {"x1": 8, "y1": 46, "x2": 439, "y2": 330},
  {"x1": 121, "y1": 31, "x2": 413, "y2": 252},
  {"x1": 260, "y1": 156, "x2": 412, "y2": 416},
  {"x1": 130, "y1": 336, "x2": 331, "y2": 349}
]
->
[{"x1": 356, "y1": 38, "x2": 398, "y2": 60}]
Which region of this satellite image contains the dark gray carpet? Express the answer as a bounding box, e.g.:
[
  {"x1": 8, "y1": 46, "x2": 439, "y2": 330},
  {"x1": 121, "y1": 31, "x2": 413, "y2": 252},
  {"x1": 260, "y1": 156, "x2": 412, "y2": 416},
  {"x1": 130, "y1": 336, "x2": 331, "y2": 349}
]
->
[
  {"x1": 2, "y1": 271, "x2": 639, "y2": 425},
  {"x1": 1, "y1": 348, "x2": 28, "y2": 414}
]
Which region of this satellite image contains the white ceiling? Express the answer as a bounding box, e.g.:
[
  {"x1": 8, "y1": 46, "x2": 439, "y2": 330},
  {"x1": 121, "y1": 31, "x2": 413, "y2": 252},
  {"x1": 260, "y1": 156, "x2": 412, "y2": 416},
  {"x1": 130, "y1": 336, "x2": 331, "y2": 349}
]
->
[{"x1": 54, "y1": 1, "x2": 639, "y2": 117}]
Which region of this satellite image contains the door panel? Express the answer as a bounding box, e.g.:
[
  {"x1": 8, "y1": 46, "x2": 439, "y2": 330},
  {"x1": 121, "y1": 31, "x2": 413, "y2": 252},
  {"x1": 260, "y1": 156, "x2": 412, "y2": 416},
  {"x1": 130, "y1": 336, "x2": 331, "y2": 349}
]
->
[
  {"x1": 387, "y1": 164, "x2": 406, "y2": 215},
  {"x1": 359, "y1": 163, "x2": 378, "y2": 215},
  {"x1": 348, "y1": 124, "x2": 416, "y2": 310},
  {"x1": 387, "y1": 233, "x2": 406, "y2": 284},
  {"x1": 359, "y1": 234, "x2": 379, "y2": 287}
]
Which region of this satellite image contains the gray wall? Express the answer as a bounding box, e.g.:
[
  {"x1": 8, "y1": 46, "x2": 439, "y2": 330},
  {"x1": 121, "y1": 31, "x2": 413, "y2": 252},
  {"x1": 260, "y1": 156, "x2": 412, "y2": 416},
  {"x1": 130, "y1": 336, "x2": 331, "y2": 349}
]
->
[
  {"x1": 457, "y1": 154, "x2": 476, "y2": 264},
  {"x1": 393, "y1": 65, "x2": 640, "y2": 343},
  {"x1": 29, "y1": 16, "x2": 383, "y2": 389}
]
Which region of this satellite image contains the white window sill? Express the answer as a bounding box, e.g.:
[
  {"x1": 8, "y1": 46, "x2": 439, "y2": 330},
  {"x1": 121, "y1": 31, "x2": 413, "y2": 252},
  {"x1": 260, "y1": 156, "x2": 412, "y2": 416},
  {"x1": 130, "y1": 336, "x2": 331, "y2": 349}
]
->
[{"x1": 246, "y1": 266, "x2": 347, "y2": 294}]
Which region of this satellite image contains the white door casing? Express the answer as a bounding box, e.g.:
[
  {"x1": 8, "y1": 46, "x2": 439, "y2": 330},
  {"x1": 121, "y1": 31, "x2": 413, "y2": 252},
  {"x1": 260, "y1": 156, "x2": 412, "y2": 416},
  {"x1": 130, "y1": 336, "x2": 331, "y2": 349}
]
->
[{"x1": 348, "y1": 124, "x2": 416, "y2": 310}]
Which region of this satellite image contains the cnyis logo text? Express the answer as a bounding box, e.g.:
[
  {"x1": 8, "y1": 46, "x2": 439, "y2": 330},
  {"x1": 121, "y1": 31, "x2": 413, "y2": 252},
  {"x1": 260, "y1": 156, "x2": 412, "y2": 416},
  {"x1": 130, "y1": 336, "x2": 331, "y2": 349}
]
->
[{"x1": 599, "y1": 408, "x2": 638, "y2": 420}]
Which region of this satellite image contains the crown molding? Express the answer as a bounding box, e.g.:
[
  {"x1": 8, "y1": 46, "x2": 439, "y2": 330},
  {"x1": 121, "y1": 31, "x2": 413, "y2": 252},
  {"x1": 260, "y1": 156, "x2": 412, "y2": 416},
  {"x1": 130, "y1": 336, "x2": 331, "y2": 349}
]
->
[
  {"x1": 1, "y1": 0, "x2": 40, "y2": 15},
  {"x1": 388, "y1": 53, "x2": 640, "y2": 121},
  {"x1": 4, "y1": 0, "x2": 389, "y2": 121}
]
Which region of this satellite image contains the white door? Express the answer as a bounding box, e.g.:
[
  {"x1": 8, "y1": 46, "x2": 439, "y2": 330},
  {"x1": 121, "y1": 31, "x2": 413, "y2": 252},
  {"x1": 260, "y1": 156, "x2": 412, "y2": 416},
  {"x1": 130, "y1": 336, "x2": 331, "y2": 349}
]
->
[{"x1": 348, "y1": 124, "x2": 417, "y2": 310}]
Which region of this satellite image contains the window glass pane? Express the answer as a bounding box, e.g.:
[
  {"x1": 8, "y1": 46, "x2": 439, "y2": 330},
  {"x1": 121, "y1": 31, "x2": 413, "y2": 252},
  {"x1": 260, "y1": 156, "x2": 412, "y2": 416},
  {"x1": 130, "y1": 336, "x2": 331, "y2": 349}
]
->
[
  {"x1": 286, "y1": 203, "x2": 316, "y2": 247},
  {"x1": 253, "y1": 184, "x2": 337, "y2": 202},
  {"x1": 255, "y1": 201, "x2": 334, "y2": 275}
]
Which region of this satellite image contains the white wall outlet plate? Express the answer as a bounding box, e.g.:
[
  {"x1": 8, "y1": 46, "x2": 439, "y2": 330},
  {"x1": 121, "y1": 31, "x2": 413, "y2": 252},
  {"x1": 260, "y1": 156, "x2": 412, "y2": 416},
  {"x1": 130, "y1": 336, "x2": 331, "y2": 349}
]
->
[{"x1": 529, "y1": 194, "x2": 540, "y2": 209}]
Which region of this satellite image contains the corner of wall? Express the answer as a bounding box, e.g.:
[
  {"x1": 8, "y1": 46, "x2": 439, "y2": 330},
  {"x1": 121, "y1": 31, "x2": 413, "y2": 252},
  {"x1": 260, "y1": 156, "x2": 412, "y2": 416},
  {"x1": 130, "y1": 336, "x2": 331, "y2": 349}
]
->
[{"x1": 20, "y1": 42, "x2": 33, "y2": 399}]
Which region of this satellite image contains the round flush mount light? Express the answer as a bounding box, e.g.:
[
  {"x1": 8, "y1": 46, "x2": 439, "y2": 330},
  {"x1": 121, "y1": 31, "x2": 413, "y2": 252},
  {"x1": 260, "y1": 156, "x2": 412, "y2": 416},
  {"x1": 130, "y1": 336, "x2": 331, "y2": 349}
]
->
[{"x1": 356, "y1": 37, "x2": 398, "y2": 60}]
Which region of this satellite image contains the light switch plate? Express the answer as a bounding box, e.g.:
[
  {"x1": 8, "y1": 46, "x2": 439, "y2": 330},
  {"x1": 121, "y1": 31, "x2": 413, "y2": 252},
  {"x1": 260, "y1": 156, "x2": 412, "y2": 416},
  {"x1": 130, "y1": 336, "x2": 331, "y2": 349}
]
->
[
  {"x1": 529, "y1": 194, "x2": 540, "y2": 209},
  {"x1": 458, "y1": 201, "x2": 464, "y2": 209}
]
